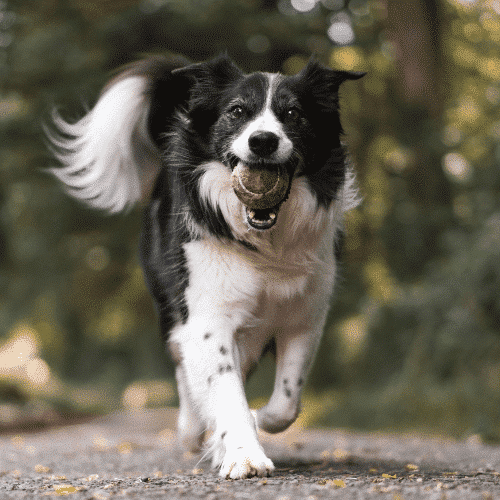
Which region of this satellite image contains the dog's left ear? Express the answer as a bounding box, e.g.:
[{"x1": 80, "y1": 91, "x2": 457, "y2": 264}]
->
[
  {"x1": 298, "y1": 58, "x2": 366, "y2": 87},
  {"x1": 295, "y1": 59, "x2": 365, "y2": 110}
]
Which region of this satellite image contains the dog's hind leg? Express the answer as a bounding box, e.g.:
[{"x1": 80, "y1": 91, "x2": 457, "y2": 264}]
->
[
  {"x1": 254, "y1": 325, "x2": 324, "y2": 434},
  {"x1": 254, "y1": 257, "x2": 336, "y2": 434}
]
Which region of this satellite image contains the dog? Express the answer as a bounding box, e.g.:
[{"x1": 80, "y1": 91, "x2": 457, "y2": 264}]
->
[{"x1": 47, "y1": 53, "x2": 364, "y2": 479}]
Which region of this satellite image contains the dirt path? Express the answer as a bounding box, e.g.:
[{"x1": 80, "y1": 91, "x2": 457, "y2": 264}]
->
[{"x1": 0, "y1": 408, "x2": 499, "y2": 499}]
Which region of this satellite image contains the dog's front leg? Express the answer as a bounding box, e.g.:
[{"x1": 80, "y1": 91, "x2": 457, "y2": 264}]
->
[
  {"x1": 170, "y1": 241, "x2": 274, "y2": 479},
  {"x1": 172, "y1": 318, "x2": 274, "y2": 479}
]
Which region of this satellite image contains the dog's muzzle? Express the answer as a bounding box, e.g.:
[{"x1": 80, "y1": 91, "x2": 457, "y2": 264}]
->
[{"x1": 231, "y1": 162, "x2": 291, "y2": 230}]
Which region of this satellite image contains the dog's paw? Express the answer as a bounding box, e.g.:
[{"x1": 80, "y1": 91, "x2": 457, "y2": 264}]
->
[{"x1": 219, "y1": 446, "x2": 274, "y2": 479}]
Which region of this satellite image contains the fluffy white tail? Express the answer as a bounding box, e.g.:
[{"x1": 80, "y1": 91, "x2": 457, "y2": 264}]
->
[{"x1": 47, "y1": 75, "x2": 160, "y2": 213}]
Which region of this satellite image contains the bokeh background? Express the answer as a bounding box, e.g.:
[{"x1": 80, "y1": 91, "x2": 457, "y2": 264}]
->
[{"x1": 1, "y1": 0, "x2": 500, "y2": 441}]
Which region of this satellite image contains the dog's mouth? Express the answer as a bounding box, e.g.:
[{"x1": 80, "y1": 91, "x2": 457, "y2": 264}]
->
[
  {"x1": 231, "y1": 161, "x2": 291, "y2": 231},
  {"x1": 245, "y1": 206, "x2": 279, "y2": 230}
]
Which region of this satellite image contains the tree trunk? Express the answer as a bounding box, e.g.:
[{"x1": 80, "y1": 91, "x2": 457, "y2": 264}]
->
[{"x1": 386, "y1": 0, "x2": 443, "y2": 119}]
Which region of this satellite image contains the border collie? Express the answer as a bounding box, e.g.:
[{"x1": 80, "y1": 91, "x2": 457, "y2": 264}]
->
[{"x1": 47, "y1": 54, "x2": 364, "y2": 479}]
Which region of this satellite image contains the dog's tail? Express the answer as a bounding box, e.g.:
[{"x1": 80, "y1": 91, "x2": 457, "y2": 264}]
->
[{"x1": 46, "y1": 55, "x2": 190, "y2": 213}]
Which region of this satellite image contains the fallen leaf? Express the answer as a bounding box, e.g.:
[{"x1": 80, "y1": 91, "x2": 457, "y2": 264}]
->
[
  {"x1": 117, "y1": 442, "x2": 132, "y2": 454},
  {"x1": 331, "y1": 479, "x2": 346, "y2": 488},
  {"x1": 35, "y1": 465, "x2": 52, "y2": 474},
  {"x1": 405, "y1": 463, "x2": 419, "y2": 472},
  {"x1": 53, "y1": 484, "x2": 78, "y2": 495}
]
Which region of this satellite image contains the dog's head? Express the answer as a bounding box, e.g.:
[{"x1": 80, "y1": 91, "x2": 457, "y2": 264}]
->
[{"x1": 170, "y1": 54, "x2": 364, "y2": 231}]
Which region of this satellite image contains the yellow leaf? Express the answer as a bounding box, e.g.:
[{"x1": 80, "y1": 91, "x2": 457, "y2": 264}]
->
[
  {"x1": 34, "y1": 464, "x2": 51, "y2": 473},
  {"x1": 117, "y1": 441, "x2": 133, "y2": 454},
  {"x1": 405, "y1": 463, "x2": 420, "y2": 472},
  {"x1": 382, "y1": 473, "x2": 397, "y2": 479},
  {"x1": 331, "y1": 479, "x2": 346, "y2": 488},
  {"x1": 53, "y1": 484, "x2": 78, "y2": 495}
]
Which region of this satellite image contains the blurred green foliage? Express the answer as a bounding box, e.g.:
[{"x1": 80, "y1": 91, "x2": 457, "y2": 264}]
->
[{"x1": 1, "y1": 0, "x2": 500, "y2": 440}]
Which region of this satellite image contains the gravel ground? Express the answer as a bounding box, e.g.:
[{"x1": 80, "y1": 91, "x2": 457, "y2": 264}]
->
[{"x1": 0, "y1": 408, "x2": 499, "y2": 499}]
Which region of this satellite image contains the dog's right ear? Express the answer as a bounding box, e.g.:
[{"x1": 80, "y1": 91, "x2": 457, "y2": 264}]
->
[
  {"x1": 172, "y1": 53, "x2": 243, "y2": 92},
  {"x1": 135, "y1": 55, "x2": 197, "y2": 148},
  {"x1": 172, "y1": 54, "x2": 243, "y2": 117}
]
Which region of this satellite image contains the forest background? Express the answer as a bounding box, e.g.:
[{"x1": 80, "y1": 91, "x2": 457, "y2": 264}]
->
[{"x1": 1, "y1": 0, "x2": 500, "y2": 442}]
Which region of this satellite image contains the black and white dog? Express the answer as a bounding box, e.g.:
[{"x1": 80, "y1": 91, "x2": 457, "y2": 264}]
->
[{"x1": 48, "y1": 54, "x2": 363, "y2": 479}]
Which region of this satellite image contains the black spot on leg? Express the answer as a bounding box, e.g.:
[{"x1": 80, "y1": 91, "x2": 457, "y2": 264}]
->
[
  {"x1": 207, "y1": 375, "x2": 213, "y2": 385},
  {"x1": 219, "y1": 345, "x2": 228, "y2": 355},
  {"x1": 283, "y1": 379, "x2": 292, "y2": 398},
  {"x1": 221, "y1": 431, "x2": 227, "y2": 440},
  {"x1": 203, "y1": 332, "x2": 212, "y2": 340},
  {"x1": 218, "y1": 364, "x2": 233, "y2": 374},
  {"x1": 298, "y1": 378, "x2": 304, "y2": 387}
]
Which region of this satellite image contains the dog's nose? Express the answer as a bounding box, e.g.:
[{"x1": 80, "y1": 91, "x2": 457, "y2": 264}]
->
[{"x1": 248, "y1": 131, "x2": 280, "y2": 158}]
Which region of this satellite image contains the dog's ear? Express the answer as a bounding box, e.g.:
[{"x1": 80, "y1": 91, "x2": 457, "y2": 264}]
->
[
  {"x1": 298, "y1": 58, "x2": 366, "y2": 86},
  {"x1": 172, "y1": 54, "x2": 243, "y2": 116},
  {"x1": 167, "y1": 54, "x2": 243, "y2": 136},
  {"x1": 127, "y1": 56, "x2": 195, "y2": 147},
  {"x1": 172, "y1": 53, "x2": 243, "y2": 87},
  {"x1": 294, "y1": 59, "x2": 365, "y2": 111}
]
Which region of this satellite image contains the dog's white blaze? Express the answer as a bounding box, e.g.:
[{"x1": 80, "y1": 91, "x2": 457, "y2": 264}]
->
[
  {"x1": 231, "y1": 74, "x2": 293, "y2": 163},
  {"x1": 47, "y1": 76, "x2": 159, "y2": 213}
]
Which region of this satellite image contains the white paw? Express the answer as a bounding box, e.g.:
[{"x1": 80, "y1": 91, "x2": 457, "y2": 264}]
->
[{"x1": 219, "y1": 446, "x2": 275, "y2": 479}]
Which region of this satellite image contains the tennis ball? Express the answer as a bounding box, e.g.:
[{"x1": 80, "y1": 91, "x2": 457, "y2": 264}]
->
[{"x1": 232, "y1": 163, "x2": 290, "y2": 210}]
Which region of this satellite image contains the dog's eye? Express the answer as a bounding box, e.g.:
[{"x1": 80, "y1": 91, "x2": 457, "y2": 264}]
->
[
  {"x1": 286, "y1": 108, "x2": 302, "y2": 122},
  {"x1": 228, "y1": 105, "x2": 245, "y2": 120}
]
